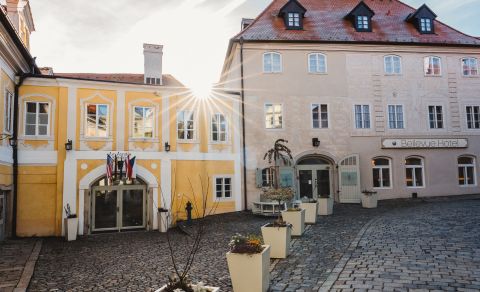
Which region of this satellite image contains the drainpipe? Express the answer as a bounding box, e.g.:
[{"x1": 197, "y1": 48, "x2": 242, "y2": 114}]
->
[{"x1": 239, "y1": 37, "x2": 248, "y2": 211}]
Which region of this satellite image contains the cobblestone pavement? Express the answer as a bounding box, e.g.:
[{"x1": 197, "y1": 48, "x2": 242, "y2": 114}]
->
[{"x1": 0, "y1": 238, "x2": 36, "y2": 292}]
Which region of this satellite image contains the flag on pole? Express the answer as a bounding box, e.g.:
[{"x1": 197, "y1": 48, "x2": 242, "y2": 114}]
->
[
  {"x1": 106, "y1": 154, "x2": 113, "y2": 184},
  {"x1": 127, "y1": 156, "x2": 136, "y2": 180}
]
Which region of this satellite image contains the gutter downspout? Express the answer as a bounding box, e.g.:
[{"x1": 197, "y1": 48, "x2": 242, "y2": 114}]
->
[{"x1": 239, "y1": 38, "x2": 248, "y2": 211}]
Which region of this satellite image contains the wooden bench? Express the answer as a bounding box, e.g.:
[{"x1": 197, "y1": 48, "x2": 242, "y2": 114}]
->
[{"x1": 252, "y1": 201, "x2": 287, "y2": 217}]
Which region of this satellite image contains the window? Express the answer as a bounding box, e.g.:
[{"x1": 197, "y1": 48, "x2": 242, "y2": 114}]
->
[
  {"x1": 25, "y1": 101, "x2": 49, "y2": 136},
  {"x1": 458, "y1": 156, "x2": 476, "y2": 186},
  {"x1": 357, "y1": 16, "x2": 369, "y2": 30},
  {"x1": 372, "y1": 158, "x2": 391, "y2": 188},
  {"x1": 177, "y1": 110, "x2": 195, "y2": 140},
  {"x1": 288, "y1": 12, "x2": 300, "y2": 27},
  {"x1": 384, "y1": 55, "x2": 402, "y2": 74},
  {"x1": 424, "y1": 56, "x2": 441, "y2": 76},
  {"x1": 466, "y1": 106, "x2": 480, "y2": 129},
  {"x1": 312, "y1": 104, "x2": 328, "y2": 128},
  {"x1": 420, "y1": 18, "x2": 432, "y2": 32},
  {"x1": 86, "y1": 104, "x2": 108, "y2": 138},
  {"x1": 146, "y1": 77, "x2": 161, "y2": 85},
  {"x1": 211, "y1": 113, "x2": 227, "y2": 142},
  {"x1": 354, "y1": 105, "x2": 370, "y2": 129},
  {"x1": 428, "y1": 106, "x2": 443, "y2": 129},
  {"x1": 215, "y1": 177, "x2": 232, "y2": 199},
  {"x1": 262, "y1": 168, "x2": 274, "y2": 187},
  {"x1": 133, "y1": 106, "x2": 154, "y2": 138},
  {"x1": 388, "y1": 105, "x2": 404, "y2": 129},
  {"x1": 4, "y1": 90, "x2": 13, "y2": 134},
  {"x1": 263, "y1": 52, "x2": 282, "y2": 73},
  {"x1": 308, "y1": 53, "x2": 327, "y2": 73},
  {"x1": 405, "y1": 157, "x2": 424, "y2": 187},
  {"x1": 462, "y1": 58, "x2": 478, "y2": 76},
  {"x1": 265, "y1": 104, "x2": 283, "y2": 129}
]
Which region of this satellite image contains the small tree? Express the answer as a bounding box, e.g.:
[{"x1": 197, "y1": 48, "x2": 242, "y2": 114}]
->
[{"x1": 263, "y1": 187, "x2": 294, "y2": 225}]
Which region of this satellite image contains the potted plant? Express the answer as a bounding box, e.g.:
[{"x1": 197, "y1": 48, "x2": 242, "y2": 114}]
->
[
  {"x1": 261, "y1": 187, "x2": 293, "y2": 258},
  {"x1": 299, "y1": 197, "x2": 318, "y2": 224},
  {"x1": 226, "y1": 234, "x2": 270, "y2": 292},
  {"x1": 281, "y1": 207, "x2": 305, "y2": 236},
  {"x1": 361, "y1": 190, "x2": 378, "y2": 209},
  {"x1": 318, "y1": 194, "x2": 333, "y2": 216},
  {"x1": 64, "y1": 204, "x2": 78, "y2": 241},
  {"x1": 158, "y1": 207, "x2": 169, "y2": 233}
]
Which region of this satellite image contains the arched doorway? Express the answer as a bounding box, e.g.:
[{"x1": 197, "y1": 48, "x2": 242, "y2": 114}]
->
[
  {"x1": 91, "y1": 176, "x2": 147, "y2": 232},
  {"x1": 296, "y1": 155, "x2": 334, "y2": 200}
]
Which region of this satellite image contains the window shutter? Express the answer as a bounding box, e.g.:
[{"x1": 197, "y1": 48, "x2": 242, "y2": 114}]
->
[
  {"x1": 279, "y1": 167, "x2": 295, "y2": 188},
  {"x1": 255, "y1": 168, "x2": 263, "y2": 188}
]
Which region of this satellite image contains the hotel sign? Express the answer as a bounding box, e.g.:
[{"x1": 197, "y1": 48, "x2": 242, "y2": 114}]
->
[{"x1": 382, "y1": 138, "x2": 468, "y2": 149}]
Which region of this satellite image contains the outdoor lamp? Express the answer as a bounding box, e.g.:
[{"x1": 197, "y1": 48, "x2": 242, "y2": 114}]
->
[
  {"x1": 8, "y1": 138, "x2": 16, "y2": 147},
  {"x1": 65, "y1": 139, "x2": 73, "y2": 151},
  {"x1": 164, "y1": 142, "x2": 171, "y2": 152},
  {"x1": 312, "y1": 138, "x2": 320, "y2": 147}
]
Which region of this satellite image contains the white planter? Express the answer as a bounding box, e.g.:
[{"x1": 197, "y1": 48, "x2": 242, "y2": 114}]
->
[
  {"x1": 156, "y1": 284, "x2": 220, "y2": 292},
  {"x1": 318, "y1": 198, "x2": 333, "y2": 216},
  {"x1": 261, "y1": 224, "x2": 291, "y2": 259},
  {"x1": 158, "y1": 210, "x2": 169, "y2": 233},
  {"x1": 226, "y1": 245, "x2": 270, "y2": 292},
  {"x1": 281, "y1": 209, "x2": 305, "y2": 236},
  {"x1": 361, "y1": 193, "x2": 378, "y2": 209},
  {"x1": 64, "y1": 218, "x2": 78, "y2": 241},
  {"x1": 299, "y1": 202, "x2": 318, "y2": 224}
]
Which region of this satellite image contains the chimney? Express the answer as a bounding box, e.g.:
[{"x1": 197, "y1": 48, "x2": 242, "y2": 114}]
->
[
  {"x1": 143, "y1": 43, "x2": 163, "y2": 85},
  {"x1": 241, "y1": 18, "x2": 254, "y2": 31}
]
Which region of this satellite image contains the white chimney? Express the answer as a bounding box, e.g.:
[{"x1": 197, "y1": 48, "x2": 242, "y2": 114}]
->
[{"x1": 143, "y1": 43, "x2": 163, "y2": 85}]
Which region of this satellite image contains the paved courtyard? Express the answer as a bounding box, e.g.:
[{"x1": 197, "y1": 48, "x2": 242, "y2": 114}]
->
[{"x1": 0, "y1": 196, "x2": 479, "y2": 291}]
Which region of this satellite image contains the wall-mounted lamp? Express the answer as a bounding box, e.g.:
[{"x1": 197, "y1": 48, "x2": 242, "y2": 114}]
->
[
  {"x1": 8, "y1": 138, "x2": 17, "y2": 147},
  {"x1": 65, "y1": 139, "x2": 73, "y2": 151},
  {"x1": 164, "y1": 142, "x2": 171, "y2": 152},
  {"x1": 312, "y1": 138, "x2": 320, "y2": 147}
]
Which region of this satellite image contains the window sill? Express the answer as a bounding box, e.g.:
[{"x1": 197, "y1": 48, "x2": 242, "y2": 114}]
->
[
  {"x1": 462, "y1": 75, "x2": 479, "y2": 78},
  {"x1": 177, "y1": 139, "x2": 199, "y2": 144},
  {"x1": 459, "y1": 184, "x2": 477, "y2": 188},
  {"x1": 384, "y1": 73, "x2": 403, "y2": 76},
  {"x1": 263, "y1": 72, "x2": 283, "y2": 75},
  {"x1": 373, "y1": 187, "x2": 392, "y2": 190},
  {"x1": 265, "y1": 128, "x2": 284, "y2": 131},
  {"x1": 209, "y1": 141, "x2": 231, "y2": 146},
  {"x1": 128, "y1": 138, "x2": 160, "y2": 143},
  {"x1": 214, "y1": 197, "x2": 234, "y2": 202},
  {"x1": 80, "y1": 137, "x2": 114, "y2": 142},
  {"x1": 424, "y1": 74, "x2": 442, "y2": 77},
  {"x1": 19, "y1": 136, "x2": 54, "y2": 141},
  {"x1": 308, "y1": 72, "x2": 328, "y2": 75}
]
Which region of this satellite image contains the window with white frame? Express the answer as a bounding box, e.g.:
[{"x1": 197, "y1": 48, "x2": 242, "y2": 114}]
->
[
  {"x1": 462, "y1": 58, "x2": 478, "y2": 76},
  {"x1": 466, "y1": 106, "x2": 480, "y2": 129},
  {"x1": 25, "y1": 101, "x2": 49, "y2": 136},
  {"x1": 420, "y1": 18, "x2": 432, "y2": 32},
  {"x1": 372, "y1": 158, "x2": 391, "y2": 188},
  {"x1": 388, "y1": 105, "x2": 404, "y2": 129},
  {"x1": 354, "y1": 105, "x2": 370, "y2": 129},
  {"x1": 261, "y1": 168, "x2": 274, "y2": 187},
  {"x1": 384, "y1": 55, "x2": 402, "y2": 74},
  {"x1": 357, "y1": 15, "x2": 369, "y2": 30},
  {"x1": 458, "y1": 156, "x2": 476, "y2": 186},
  {"x1": 428, "y1": 105, "x2": 443, "y2": 129},
  {"x1": 405, "y1": 157, "x2": 424, "y2": 187},
  {"x1": 263, "y1": 52, "x2": 282, "y2": 73},
  {"x1": 288, "y1": 12, "x2": 300, "y2": 27},
  {"x1": 308, "y1": 53, "x2": 327, "y2": 74},
  {"x1": 312, "y1": 104, "x2": 328, "y2": 128},
  {"x1": 177, "y1": 110, "x2": 195, "y2": 140},
  {"x1": 211, "y1": 113, "x2": 227, "y2": 142},
  {"x1": 4, "y1": 90, "x2": 13, "y2": 134},
  {"x1": 265, "y1": 104, "x2": 283, "y2": 129},
  {"x1": 133, "y1": 106, "x2": 154, "y2": 138},
  {"x1": 424, "y1": 56, "x2": 441, "y2": 76},
  {"x1": 215, "y1": 177, "x2": 232, "y2": 199},
  {"x1": 86, "y1": 104, "x2": 108, "y2": 138}
]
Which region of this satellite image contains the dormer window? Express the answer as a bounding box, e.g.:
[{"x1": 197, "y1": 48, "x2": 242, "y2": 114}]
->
[
  {"x1": 346, "y1": 1, "x2": 375, "y2": 32},
  {"x1": 288, "y1": 13, "x2": 300, "y2": 27},
  {"x1": 420, "y1": 18, "x2": 432, "y2": 32},
  {"x1": 357, "y1": 16, "x2": 369, "y2": 30},
  {"x1": 279, "y1": 0, "x2": 307, "y2": 30},
  {"x1": 406, "y1": 4, "x2": 437, "y2": 34}
]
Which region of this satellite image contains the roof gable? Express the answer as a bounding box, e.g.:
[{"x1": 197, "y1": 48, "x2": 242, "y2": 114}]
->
[
  {"x1": 346, "y1": 1, "x2": 375, "y2": 19},
  {"x1": 279, "y1": 0, "x2": 307, "y2": 16},
  {"x1": 406, "y1": 4, "x2": 437, "y2": 21}
]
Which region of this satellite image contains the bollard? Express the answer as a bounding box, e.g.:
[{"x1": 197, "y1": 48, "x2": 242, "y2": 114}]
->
[{"x1": 185, "y1": 201, "x2": 193, "y2": 226}]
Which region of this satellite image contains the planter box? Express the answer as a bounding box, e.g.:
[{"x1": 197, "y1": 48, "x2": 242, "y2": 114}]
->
[
  {"x1": 318, "y1": 198, "x2": 333, "y2": 216},
  {"x1": 299, "y1": 202, "x2": 318, "y2": 224},
  {"x1": 226, "y1": 245, "x2": 270, "y2": 292},
  {"x1": 361, "y1": 193, "x2": 378, "y2": 209},
  {"x1": 158, "y1": 210, "x2": 169, "y2": 233},
  {"x1": 281, "y1": 209, "x2": 305, "y2": 236},
  {"x1": 64, "y1": 218, "x2": 78, "y2": 241},
  {"x1": 156, "y1": 284, "x2": 220, "y2": 292},
  {"x1": 261, "y1": 224, "x2": 291, "y2": 259}
]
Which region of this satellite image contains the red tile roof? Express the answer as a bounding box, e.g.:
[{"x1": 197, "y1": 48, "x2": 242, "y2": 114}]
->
[
  {"x1": 234, "y1": 0, "x2": 480, "y2": 46},
  {"x1": 54, "y1": 73, "x2": 185, "y2": 87}
]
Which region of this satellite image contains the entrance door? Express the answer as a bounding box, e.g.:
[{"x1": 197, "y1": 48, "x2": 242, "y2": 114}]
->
[
  {"x1": 297, "y1": 165, "x2": 332, "y2": 199},
  {"x1": 0, "y1": 191, "x2": 5, "y2": 241},
  {"x1": 299, "y1": 170, "x2": 313, "y2": 199},
  {"x1": 338, "y1": 154, "x2": 361, "y2": 203}
]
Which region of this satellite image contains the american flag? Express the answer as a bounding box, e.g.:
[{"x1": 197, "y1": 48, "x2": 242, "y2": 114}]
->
[{"x1": 106, "y1": 154, "x2": 113, "y2": 184}]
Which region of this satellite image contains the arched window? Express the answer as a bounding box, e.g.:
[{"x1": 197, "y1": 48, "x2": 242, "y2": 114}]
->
[
  {"x1": 405, "y1": 157, "x2": 424, "y2": 187},
  {"x1": 263, "y1": 52, "x2": 282, "y2": 73},
  {"x1": 308, "y1": 53, "x2": 327, "y2": 74},
  {"x1": 458, "y1": 156, "x2": 476, "y2": 186},
  {"x1": 372, "y1": 158, "x2": 392, "y2": 188},
  {"x1": 384, "y1": 55, "x2": 402, "y2": 74}
]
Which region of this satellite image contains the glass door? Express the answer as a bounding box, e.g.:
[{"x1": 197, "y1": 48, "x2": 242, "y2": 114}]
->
[
  {"x1": 93, "y1": 189, "x2": 118, "y2": 231},
  {"x1": 121, "y1": 188, "x2": 145, "y2": 229},
  {"x1": 316, "y1": 169, "x2": 331, "y2": 198},
  {"x1": 298, "y1": 170, "x2": 313, "y2": 199}
]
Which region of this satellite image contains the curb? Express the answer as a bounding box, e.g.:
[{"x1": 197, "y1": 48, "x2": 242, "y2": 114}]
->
[{"x1": 14, "y1": 239, "x2": 42, "y2": 292}]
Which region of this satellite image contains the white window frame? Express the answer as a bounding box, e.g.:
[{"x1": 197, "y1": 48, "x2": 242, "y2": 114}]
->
[
  {"x1": 177, "y1": 110, "x2": 196, "y2": 141},
  {"x1": 311, "y1": 103, "x2": 329, "y2": 129},
  {"x1": 263, "y1": 52, "x2": 282, "y2": 73},
  {"x1": 308, "y1": 53, "x2": 327, "y2": 74},
  {"x1": 85, "y1": 103, "x2": 109, "y2": 138},
  {"x1": 288, "y1": 12, "x2": 300, "y2": 27},
  {"x1": 211, "y1": 113, "x2": 228, "y2": 143},
  {"x1": 424, "y1": 56, "x2": 442, "y2": 76},
  {"x1": 357, "y1": 15, "x2": 369, "y2": 30},
  {"x1": 428, "y1": 105, "x2": 444, "y2": 129},
  {"x1": 420, "y1": 18, "x2": 432, "y2": 32},
  {"x1": 457, "y1": 156, "x2": 477, "y2": 187},
  {"x1": 4, "y1": 90, "x2": 13, "y2": 134},
  {"x1": 213, "y1": 175, "x2": 233, "y2": 200},
  {"x1": 132, "y1": 106, "x2": 155, "y2": 139},
  {"x1": 461, "y1": 57, "x2": 479, "y2": 77},
  {"x1": 265, "y1": 103, "x2": 283, "y2": 129},
  {"x1": 384, "y1": 55, "x2": 402, "y2": 75},
  {"x1": 387, "y1": 104, "x2": 405, "y2": 129},
  {"x1": 405, "y1": 157, "x2": 425, "y2": 188},
  {"x1": 372, "y1": 157, "x2": 393, "y2": 189},
  {"x1": 261, "y1": 167, "x2": 274, "y2": 187},
  {"x1": 24, "y1": 101, "x2": 50, "y2": 137},
  {"x1": 353, "y1": 104, "x2": 371, "y2": 129},
  {"x1": 465, "y1": 105, "x2": 480, "y2": 130}
]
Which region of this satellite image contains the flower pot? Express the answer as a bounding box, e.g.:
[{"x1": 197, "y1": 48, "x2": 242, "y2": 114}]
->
[
  {"x1": 158, "y1": 209, "x2": 169, "y2": 233},
  {"x1": 361, "y1": 193, "x2": 378, "y2": 209},
  {"x1": 156, "y1": 284, "x2": 220, "y2": 292},
  {"x1": 318, "y1": 198, "x2": 333, "y2": 216},
  {"x1": 226, "y1": 245, "x2": 270, "y2": 292},
  {"x1": 299, "y1": 202, "x2": 318, "y2": 224},
  {"x1": 64, "y1": 217, "x2": 78, "y2": 241},
  {"x1": 261, "y1": 224, "x2": 291, "y2": 259},
  {"x1": 281, "y1": 209, "x2": 305, "y2": 236}
]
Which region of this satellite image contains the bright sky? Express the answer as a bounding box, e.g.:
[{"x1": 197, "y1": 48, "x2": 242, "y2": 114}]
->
[{"x1": 29, "y1": 0, "x2": 480, "y2": 97}]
